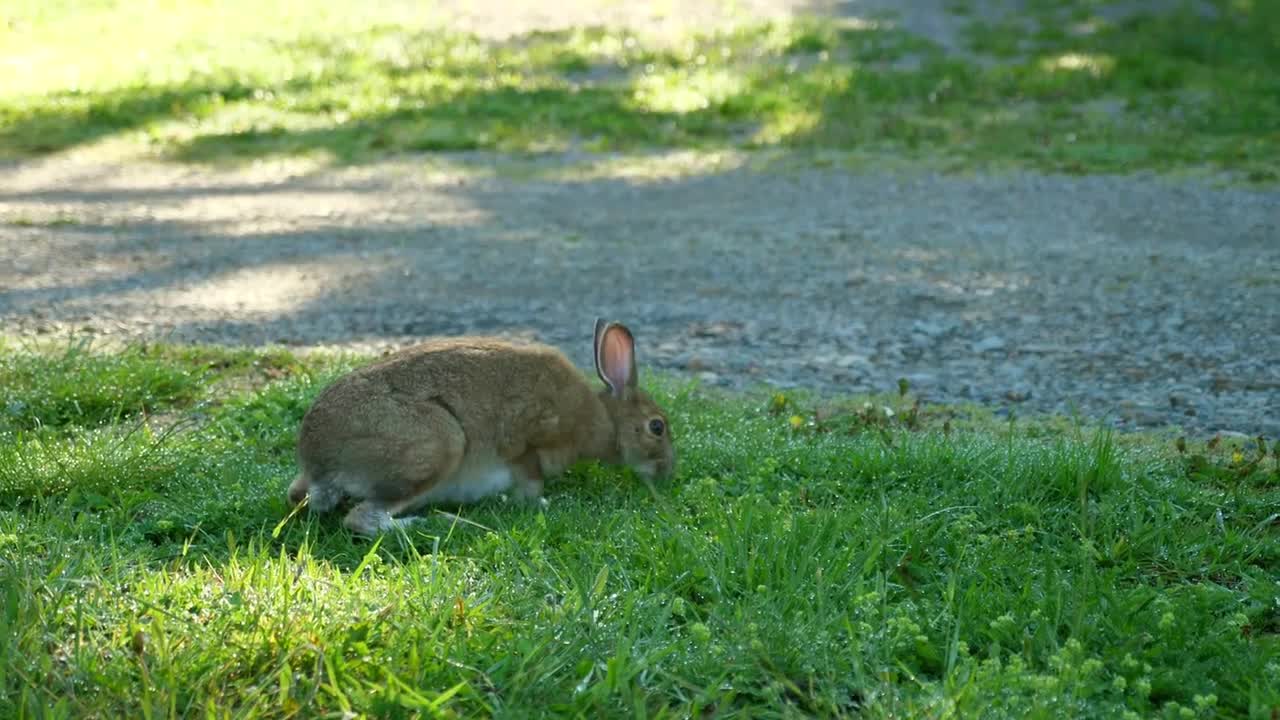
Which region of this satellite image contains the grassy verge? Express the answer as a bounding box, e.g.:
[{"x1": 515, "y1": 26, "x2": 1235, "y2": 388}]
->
[
  {"x1": 1, "y1": 1, "x2": 1276, "y2": 179},
  {"x1": 1, "y1": 339, "x2": 1277, "y2": 718}
]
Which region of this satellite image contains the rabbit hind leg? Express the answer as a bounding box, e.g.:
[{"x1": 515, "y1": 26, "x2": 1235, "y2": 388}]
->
[
  {"x1": 342, "y1": 500, "x2": 418, "y2": 535},
  {"x1": 341, "y1": 401, "x2": 467, "y2": 536}
]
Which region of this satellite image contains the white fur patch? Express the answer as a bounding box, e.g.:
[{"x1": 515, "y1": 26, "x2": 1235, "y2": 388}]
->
[
  {"x1": 416, "y1": 459, "x2": 515, "y2": 505},
  {"x1": 633, "y1": 461, "x2": 658, "y2": 480}
]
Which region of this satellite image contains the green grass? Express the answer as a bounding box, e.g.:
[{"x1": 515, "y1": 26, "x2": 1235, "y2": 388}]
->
[
  {"x1": 1, "y1": 341, "x2": 1277, "y2": 718},
  {"x1": 0, "y1": 0, "x2": 1276, "y2": 179}
]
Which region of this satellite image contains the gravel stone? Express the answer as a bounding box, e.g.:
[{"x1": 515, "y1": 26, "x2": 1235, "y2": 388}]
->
[{"x1": 973, "y1": 336, "x2": 1008, "y2": 353}]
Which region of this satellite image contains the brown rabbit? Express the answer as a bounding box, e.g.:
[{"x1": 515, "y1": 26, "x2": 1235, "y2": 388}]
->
[{"x1": 287, "y1": 319, "x2": 676, "y2": 535}]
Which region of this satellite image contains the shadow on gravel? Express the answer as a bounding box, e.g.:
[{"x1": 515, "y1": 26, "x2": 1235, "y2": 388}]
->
[{"x1": 2, "y1": 155, "x2": 1278, "y2": 437}]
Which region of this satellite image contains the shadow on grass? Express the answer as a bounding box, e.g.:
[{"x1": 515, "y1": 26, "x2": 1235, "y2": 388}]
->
[
  {"x1": 0, "y1": 24, "x2": 760, "y2": 163},
  {"x1": 168, "y1": 87, "x2": 718, "y2": 162},
  {"x1": 0, "y1": 19, "x2": 967, "y2": 164},
  {"x1": 2, "y1": 3, "x2": 1277, "y2": 175},
  {"x1": 787, "y1": 0, "x2": 1280, "y2": 176},
  {"x1": 0, "y1": 82, "x2": 260, "y2": 156}
]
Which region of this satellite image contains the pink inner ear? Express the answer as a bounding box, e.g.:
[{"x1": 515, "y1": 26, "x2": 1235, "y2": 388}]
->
[{"x1": 601, "y1": 328, "x2": 634, "y2": 391}]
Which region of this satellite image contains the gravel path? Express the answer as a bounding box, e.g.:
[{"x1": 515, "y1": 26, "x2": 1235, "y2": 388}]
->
[{"x1": 2, "y1": 153, "x2": 1277, "y2": 437}]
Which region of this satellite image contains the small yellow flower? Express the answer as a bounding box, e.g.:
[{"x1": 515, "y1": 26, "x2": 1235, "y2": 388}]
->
[{"x1": 789, "y1": 414, "x2": 804, "y2": 429}]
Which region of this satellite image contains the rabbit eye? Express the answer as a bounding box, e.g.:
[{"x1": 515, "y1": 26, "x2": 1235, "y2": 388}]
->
[{"x1": 648, "y1": 418, "x2": 665, "y2": 437}]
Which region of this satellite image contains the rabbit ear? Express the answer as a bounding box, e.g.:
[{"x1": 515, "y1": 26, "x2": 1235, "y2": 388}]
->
[
  {"x1": 593, "y1": 317, "x2": 611, "y2": 387},
  {"x1": 594, "y1": 319, "x2": 636, "y2": 397},
  {"x1": 594, "y1": 317, "x2": 609, "y2": 358}
]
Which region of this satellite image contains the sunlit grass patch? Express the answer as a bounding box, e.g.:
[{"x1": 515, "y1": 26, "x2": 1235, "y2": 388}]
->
[
  {"x1": 0, "y1": 1, "x2": 1274, "y2": 178},
  {"x1": 1, "y1": 342, "x2": 1277, "y2": 717},
  {"x1": 1040, "y1": 51, "x2": 1116, "y2": 77},
  {"x1": 632, "y1": 67, "x2": 745, "y2": 114}
]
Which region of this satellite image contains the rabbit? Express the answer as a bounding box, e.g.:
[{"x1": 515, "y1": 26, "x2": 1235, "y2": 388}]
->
[{"x1": 286, "y1": 318, "x2": 676, "y2": 535}]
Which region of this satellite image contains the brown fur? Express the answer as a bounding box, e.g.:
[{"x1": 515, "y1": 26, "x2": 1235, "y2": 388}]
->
[{"x1": 288, "y1": 321, "x2": 675, "y2": 535}]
